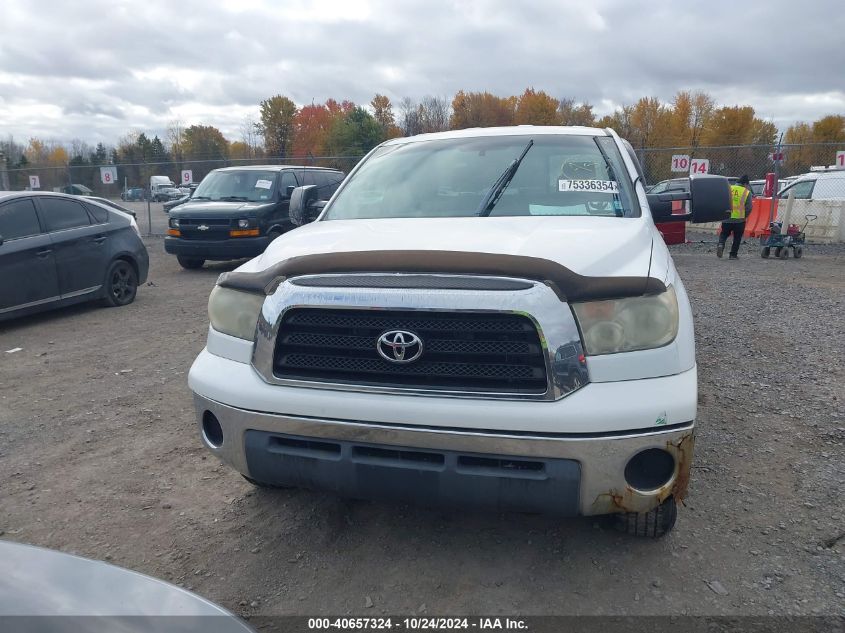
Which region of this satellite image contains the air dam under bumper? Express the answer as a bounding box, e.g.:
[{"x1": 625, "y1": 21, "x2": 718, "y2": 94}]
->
[
  {"x1": 194, "y1": 394, "x2": 694, "y2": 517},
  {"x1": 164, "y1": 235, "x2": 272, "y2": 260}
]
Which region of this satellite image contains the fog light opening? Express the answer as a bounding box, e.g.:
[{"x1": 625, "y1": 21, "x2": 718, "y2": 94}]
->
[
  {"x1": 202, "y1": 411, "x2": 224, "y2": 449},
  {"x1": 624, "y1": 448, "x2": 675, "y2": 491}
]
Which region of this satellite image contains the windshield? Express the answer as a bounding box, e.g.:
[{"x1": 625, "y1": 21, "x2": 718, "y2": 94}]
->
[
  {"x1": 324, "y1": 135, "x2": 639, "y2": 220},
  {"x1": 192, "y1": 170, "x2": 277, "y2": 202}
]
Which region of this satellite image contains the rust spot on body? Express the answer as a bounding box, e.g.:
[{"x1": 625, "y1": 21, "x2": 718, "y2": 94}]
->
[{"x1": 590, "y1": 430, "x2": 695, "y2": 515}]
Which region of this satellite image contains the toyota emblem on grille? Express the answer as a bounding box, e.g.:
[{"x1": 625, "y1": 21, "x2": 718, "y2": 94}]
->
[
  {"x1": 377, "y1": 330, "x2": 423, "y2": 364},
  {"x1": 197, "y1": 224, "x2": 209, "y2": 231}
]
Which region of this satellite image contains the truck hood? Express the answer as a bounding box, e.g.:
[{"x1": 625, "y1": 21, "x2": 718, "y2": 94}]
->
[
  {"x1": 170, "y1": 200, "x2": 274, "y2": 217},
  {"x1": 245, "y1": 216, "x2": 654, "y2": 280}
]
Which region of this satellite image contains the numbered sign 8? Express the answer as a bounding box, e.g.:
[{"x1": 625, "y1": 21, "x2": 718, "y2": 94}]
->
[
  {"x1": 181, "y1": 170, "x2": 193, "y2": 184},
  {"x1": 670, "y1": 155, "x2": 690, "y2": 173},
  {"x1": 100, "y1": 166, "x2": 117, "y2": 185},
  {"x1": 836, "y1": 150, "x2": 845, "y2": 169},
  {"x1": 29, "y1": 175, "x2": 41, "y2": 189},
  {"x1": 690, "y1": 158, "x2": 709, "y2": 175}
]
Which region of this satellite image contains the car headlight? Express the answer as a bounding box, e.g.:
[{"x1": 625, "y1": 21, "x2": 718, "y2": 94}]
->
[
  {"x1": 572, "y1": 286, "x2": 679, "y2": 355},
  {"x1": 208, "y1": 286, "x2": 265, "y2": 340},
  {"x1": 237, "y1": 218, "x2": 251, "y2": 229},
  {"x1": 169, "y1": 218, "x2": 180, "y2": 228}
]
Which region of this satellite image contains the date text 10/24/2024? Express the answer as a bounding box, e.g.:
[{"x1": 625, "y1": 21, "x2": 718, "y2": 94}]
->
[{"x1": 307, "y1": 617, "x2": 529, "y2": 630}]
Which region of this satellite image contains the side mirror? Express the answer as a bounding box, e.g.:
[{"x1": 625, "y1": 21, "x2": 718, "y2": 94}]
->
[
  {"x1": 647, "y1": 175, "x2": 731, "y2": 224},
  {"x1": 289, "y1": 185, "x2": 319, "y2": 226},
  {"x1": 285, "y1": 185, "x2": 295, "y2": 198}
]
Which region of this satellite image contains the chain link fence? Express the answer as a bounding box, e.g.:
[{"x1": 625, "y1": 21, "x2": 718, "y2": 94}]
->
[
  {"x1": 0, "y1": 155, "x2": 362, "y2": 198},
  {"x1": 638, "y1": 142, "x2": 845, "y2": 242},
  {"x1": 2, "y1": 144, "x2": 844, "y2": 241}
]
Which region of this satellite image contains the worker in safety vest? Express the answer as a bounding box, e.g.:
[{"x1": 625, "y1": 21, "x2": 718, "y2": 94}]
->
[{"x1": 717, "y1": 175, "x2": 753, "y2": 259}]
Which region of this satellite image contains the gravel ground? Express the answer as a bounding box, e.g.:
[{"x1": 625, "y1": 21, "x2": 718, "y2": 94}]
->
[{"x1": 0, "y1": 236, "x2": 843, "y2": 619}]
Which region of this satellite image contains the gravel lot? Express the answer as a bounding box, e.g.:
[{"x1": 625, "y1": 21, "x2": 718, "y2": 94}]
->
[{"x1": 1, "y1": 233, "x2": 843, "y2": 619}]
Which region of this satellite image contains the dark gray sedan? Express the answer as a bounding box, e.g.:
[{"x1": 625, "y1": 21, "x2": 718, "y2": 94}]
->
[{"x1": 0, "y1": 191, "x2": 149, "y2": 322}]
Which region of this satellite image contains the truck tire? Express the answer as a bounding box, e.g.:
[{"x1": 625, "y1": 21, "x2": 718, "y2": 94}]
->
[
  {"x1": 614, "y1": 496, "x2": 677, "y2": 538},
  {"x1": 177, "y1": 256, "x2": 205, "y2": 270}
]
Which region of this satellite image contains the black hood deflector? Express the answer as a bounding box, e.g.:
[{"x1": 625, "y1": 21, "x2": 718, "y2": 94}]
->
[{"x1": 217, "y1": 250, "x2": 665, "y2": 303}]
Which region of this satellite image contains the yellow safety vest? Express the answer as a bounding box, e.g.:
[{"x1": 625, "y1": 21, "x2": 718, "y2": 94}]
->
[{"x1": 730, "y1": 184, "x2": 750, "y2": 220}]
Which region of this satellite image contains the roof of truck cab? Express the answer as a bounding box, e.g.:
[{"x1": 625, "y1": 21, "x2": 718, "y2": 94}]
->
[
  {"x1": 383, "y1": 125, "x2": 610, "y2": 145},
  {"x1": 211, "y1": 165, "x2": 343, "y2": 172}
]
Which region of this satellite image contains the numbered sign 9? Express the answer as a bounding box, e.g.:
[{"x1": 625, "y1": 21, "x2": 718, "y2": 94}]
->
[
  {"x1": 670, "y1": 155, "x2": 690, "y2": 173},
  {"x1": 690, "y1": 158, "x2": 709, "y2": 174},
  {"x1": 836, "y1": 150, "x2": 845, "y2": 169},
  {"x1": 100, "y1": 166, "x2": 118, "y2": 185},
  {"x1": 29, "y1": 175, "x2": 41, "y2": 189},
  {"x1": 181, "y1": 170, "x2": 193, "y2": 184}
]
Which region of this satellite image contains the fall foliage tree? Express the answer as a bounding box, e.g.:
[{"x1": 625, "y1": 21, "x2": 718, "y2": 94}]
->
[
  {"x1": 558, "y1": 99, "x2": 595, "y2": 126},
  {"x1": 514, "y1": 89, "x2": 560, "y2": 126},
  {"x1": 324, "y1": 107, "x2": 383, "y2": 158},
  {"x1": 450, "y1": 91, "x2": 516, "y2": 129},
  {"x1": 259, "y1": 95, "x2": 298, "y2": 157}
]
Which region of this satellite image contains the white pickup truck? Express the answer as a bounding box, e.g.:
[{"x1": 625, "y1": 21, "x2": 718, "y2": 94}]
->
[{"x1": 188, "y1": 126, "x2": 730, "y2": 537}]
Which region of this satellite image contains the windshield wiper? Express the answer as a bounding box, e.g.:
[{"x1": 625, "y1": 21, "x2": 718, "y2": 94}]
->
[
  {"x1": 476, "y1": 139, "x2": 534, "y2": 217},
  {"x1": 191, "y1": 196, "x2": 211, "y2": 200},
  {"x1": 219, "y1": 196, "x2": 248, "y2": 201}
]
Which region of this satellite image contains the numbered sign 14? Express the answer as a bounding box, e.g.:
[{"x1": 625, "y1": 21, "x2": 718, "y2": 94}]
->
[
  {"x1": 690, "y1": 158, "x2": 709, "y2": 174},
  {"x1": 100, "y1": 166, "x2": 117, "y2": 184},
  {"x1": 181, "y1": 170, "x2": 193, "y2": 184},
  {"x1": 29, "y1": 175, "x2": 41, "y2": 189},
  {"x1": 836, "y1": 150, "x2": 845, "y2": 169},
  {"x1": 670, "y1": 155, "x2": 690, "y2": 173}
]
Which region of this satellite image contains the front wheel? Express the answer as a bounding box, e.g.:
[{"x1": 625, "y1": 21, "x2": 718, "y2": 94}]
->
[
  {"x1": 779, "y1": 246, "x2": 790, "y2": 259},
  {"x1": 102, "y1": 260, "x2": 138, "y2": 307},
  {"x1": 761, "y1": 246, "x2": 770, "y2": 258},
  {"x1": 177, "y1": 256, "x2": 205, "y2": 270},
  {"x1": 614, "y1": 496, "x2": 677, "y2": 538},
  {"x1": 793, "y1": 245, "x2": 803, "y2": 259}
]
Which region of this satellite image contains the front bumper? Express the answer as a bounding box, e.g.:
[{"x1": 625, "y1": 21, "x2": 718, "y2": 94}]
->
[
  {"x1": 164, "y1": 236, "x2": 271, "y2": 260},
  {"x1": 194, "y1": 392, "x2": 694, "y2": 517}
]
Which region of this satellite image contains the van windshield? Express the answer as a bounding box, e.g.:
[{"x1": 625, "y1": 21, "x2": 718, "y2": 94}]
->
[
  {"x1": 193, "y1": 170, "x2": 277, "y2": 202},
  {"x1": 323, "y1": 135, "x2": 640, "y2": 220}
]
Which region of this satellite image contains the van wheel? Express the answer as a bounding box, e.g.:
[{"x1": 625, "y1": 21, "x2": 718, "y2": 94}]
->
[
  {"x1": 102, "y1": 260, "x2": 138, "y2": 307},
  {"x1": 614, "y1": 496, "x2": 677, "y2": 538},
  {"x1": 177, "y1": 256, "x2": 205, "y2": 269}
]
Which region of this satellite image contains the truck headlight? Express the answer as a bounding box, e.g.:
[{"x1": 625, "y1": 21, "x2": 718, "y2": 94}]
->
[
  {"x1": 572, "y1": 286, "x2": 679, "y2": 355},
  {"x1": 208, "y1": 286, "x2": 265, "y2": 340},
  {"x1": 237, "y1": 218, "x2": 251, "y2": 228},
  {"x1": 169, "y1": 218, "x2": 180, "y2": 228}
]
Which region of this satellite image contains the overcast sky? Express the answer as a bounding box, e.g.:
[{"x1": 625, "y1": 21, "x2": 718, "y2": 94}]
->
[{"x1": 1, "y1": 0, "x2": 843, "y2": 147}]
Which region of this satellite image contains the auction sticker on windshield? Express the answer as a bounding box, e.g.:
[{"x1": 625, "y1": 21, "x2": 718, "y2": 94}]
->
[
  {"x1": 255, "y1": 179, "x2": 273, "y2": 189},
  {"x1": 559, "y1": 179, "x2": 619, "y2": 193}
]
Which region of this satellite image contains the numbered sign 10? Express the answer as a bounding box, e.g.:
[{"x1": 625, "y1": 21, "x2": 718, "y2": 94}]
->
[
  {"x1": 29, "y1": 175, "x2": 41, "y2": 189},
  {"x1": 690, "y1": 158, "x2": 709, "y2": 174},
  {"x1": 836, "y1": 150, "x2": 845, "y2": 169},
  {"x1": 100, "y1": 166, "x2": 117, "y2": 185},
  {"x1": 670, "y1": 155, "x2": 690, "y2": 173},
  {"x1": 181, "y1": 170, "x2": 193, "y2": 184}
]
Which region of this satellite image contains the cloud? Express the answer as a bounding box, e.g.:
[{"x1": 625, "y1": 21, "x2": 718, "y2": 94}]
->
[{"x1": 0, "y1": 0, "x2": 843, "y2": 145}]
